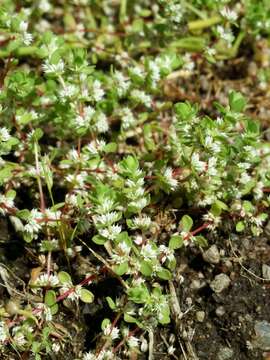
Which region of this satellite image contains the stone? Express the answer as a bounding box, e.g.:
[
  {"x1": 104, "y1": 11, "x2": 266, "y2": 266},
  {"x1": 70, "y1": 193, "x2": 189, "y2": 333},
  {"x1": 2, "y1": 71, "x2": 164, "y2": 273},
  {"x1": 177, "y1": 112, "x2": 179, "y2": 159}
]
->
[
  {"x1": 262, "y1": 264, "x2": 270, "y2": 280},
  {"x1": 253, "y1": 321, "x2": 270, "y2": 350},
  {"x1": 217, "y1": 346, "x2": 234, "y2": 360},
  {"x1": 216, "y1": 306, "x2": 226, "y2": 317},
  {"x1": 203, "y1": 245, "x2": 220, "y2": 264},
  {"x1": 210, "y1": 274, "x2": 231, "y2": 293},
  {"x1": 196, "y1": 311, "x2": 205, "y2": 322}
]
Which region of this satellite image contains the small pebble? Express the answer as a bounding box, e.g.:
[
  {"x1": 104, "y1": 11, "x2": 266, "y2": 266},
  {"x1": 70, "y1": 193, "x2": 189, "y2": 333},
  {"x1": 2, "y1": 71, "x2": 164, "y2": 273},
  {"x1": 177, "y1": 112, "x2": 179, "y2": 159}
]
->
[
  {"x1": 253, "y1": 321, "x2": 270, "y2": 350},
  {"x1": 217, "y1": 346, "x2": 234, "y2": 360},
  {"x1": 190, "y1": 279, "x2": 202, "y2": 290},
  {"x1": 262, "y1": 264, "x2": 270, "y2": 280},
  {"x1": 216, "y1": 306, "x2": 226, "y2": 317},
  {"x1": 203, "y1": 245, "x2": 220, "y2": 264},
  {"x1": 210, "y1": 274, "x2": 231, "y2": 293},
  {"x1": 196, "y1": 311, "x2": 205, "y2": 322}
]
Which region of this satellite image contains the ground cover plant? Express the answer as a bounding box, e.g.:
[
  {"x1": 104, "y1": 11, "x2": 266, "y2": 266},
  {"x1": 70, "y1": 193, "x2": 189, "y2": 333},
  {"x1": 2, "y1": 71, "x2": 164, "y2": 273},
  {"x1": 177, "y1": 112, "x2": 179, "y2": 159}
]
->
[{"x1": 0, "y1": 1, "x2": 270, "y2": 359}]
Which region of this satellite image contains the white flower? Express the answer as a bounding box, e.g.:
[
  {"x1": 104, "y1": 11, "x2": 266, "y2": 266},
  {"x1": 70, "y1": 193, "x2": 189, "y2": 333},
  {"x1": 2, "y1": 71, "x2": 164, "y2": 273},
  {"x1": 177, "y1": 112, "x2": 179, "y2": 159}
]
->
[
  {"x1": 0, "y1": 321, "x2": 8, "y2": 342},
  {"x1": 0, "y1": 127, "x2": 11, "y2": 142},
  {"x1": 104, "y1": 325, "x2": 119, "y2": 340},
  {"x1": 45, "y1": 208, "x2": 61, "y2": 221},
  {"x1": 191, "y1": 153, "x2": 206, "y2": 172},
  {"x1": 128, "y1": 336, "x2": 140, "y2": 348},
  {"x1": 130, "y1": 89, "x2": 152, "y2": 107},
  {"x1": 68, "y1": 149, "x2": 79, "y2": 161},
  {"x1": 183, "y1": 53, "x2": 195, "y2": 72},
  {"x1": 14, "y1": 333, "x2": 26, "y2": 346},
  {"x1": 95, "y1": 113, "x2": 109, "y2": 133},
  {"x1": 205, "y1": 47, "x2": 216, "y2": 57},
  {"x1": 253, "y1": 181, "x2": 264, "y2": 200},
  {"x1": 60, "y1": 284, "x2": 81, "y2": 301},
  {"x1": 0, "y1": 193, "x2": 14, "y2": 215},
  {"x1": 132, "y1": 215, "x2": 151, "y2": 229},
  {"x1": 94, "y1": 211, "x2": 120, "y2": 226},
  {"x1": 163, "y1": 167, "x2": 178, "y2": 190},
  {"x1": 96, "y1": 199, "x2": 115, "y2": 214},
  {"x1": 65, "y1": 171, "x2": 88, "y2": 187},
  {"x1": 169, "y1": 3, "x2": 183, "y2": 23},
  {"x1": 239, "y1": 172, "x2": 251, "y2": 184},
  {"x1": 44, "y1": 306, "x2": 52, "y2": 321},
  {"x1": 42, "y1": 59, "x2": 64, "y2": 74},
  {"x1": 216, "y1": 116, "x2": 224, "y2": 125},
  {"x1": 149, "y1": 61, "x2": 160, "y2": 83},
  {"x1": 52, "y1": 342, "x2": 61, "y2": 353},
  {"x1": 159, "y1": 245, "x2": 174, "y2": 263},
  {"x1": 134, "y1": 235, "x2": 143, "y2": 245},
  {"x1": 203, "y1": 212, "x2": 221, "y2": 230},
  {"x1": 85, "y1": 142, "x2": 98, "y2": 155},
  {"x1": 207, "y1": 157, "x2": 218, "y2": 176},
  {"x1": 216, "y1": 26, "x2": 234, "y2": 45},
  {"x1": 19, "y1": 21, "x2": 28, "y2": 33},
  {"x1": 130, "y1": 66, "x2": 144, "y2": 78},
  {"x1": 168, "y1": 345, "x2": 176, "y2": 355},
  {"x1": 156, "y1": 55, "x2": 172, "y2": 71},
  {"x1": 85, "y1": 106, "x2": 95, "y2": 120},
  {"x1": 220, "y1": 7, "x2": 238, "y2": 22},
  {"x1": 24, "y1": 208, "x2": 43, "y2": 235},
  {"x1": 22, "y1": 32, "x2": 33, "y2": 46},
  {"x1": 36, "y1": 273, "x2": 59, "y2": 286},
  {"x1": 114, "y1": 71, "x2": 130, "y2": 96},
  {"x1": 75, "y1": 115, "x2": 88, "y2": 128},
  {"x1": 83, "y1": 352, "x2": 95, "y2": 360},
  {"x1": 39, "y1": 0, "x2": 51, "y2": 12},
  {"x1": 59, "y1": 84, "x2": 77, "y2": 99},
  {"x1": 141, "y1": 244, "x2": 156, "y2": 259},
  {"x1": 121, "y1": 107, "x2": 136, "y2": 129},
  {"x1": 130, "y1": 197, "x2": 148, "y2": 211},
  {"x1": 250, "y1": 216, "x2": 263, "y2": 227},
  {"x1": 91, "y1": 80, "x2": 104, "y2": 102},
  {"x1": 99, "y1": 224, "x2": 122, "y2": 240},
  {"x1": 118, "y1": 242, "x2": 130, "y2": 254}
]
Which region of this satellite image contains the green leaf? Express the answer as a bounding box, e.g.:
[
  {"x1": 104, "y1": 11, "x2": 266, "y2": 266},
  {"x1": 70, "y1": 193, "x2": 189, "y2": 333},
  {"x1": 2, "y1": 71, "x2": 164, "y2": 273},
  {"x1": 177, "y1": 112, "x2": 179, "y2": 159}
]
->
[
  {"x1": 236, "y1": 221, "x2": 245, "y2": 232},
  {"x1": 101, "y1": 318, "x2": 111, "y2": 331},
  {"x1": 127, "y1": 286, "x2": 149, "y2": 304},
  {"x1": 50, "y1": 202, "x2": 65, "y2": 211},
  {"x1": 169, "y1": 235, "x2": 183, "y2": 250},
  {"x1": 103, "y1": 142, "x2": 117, "y2": 153},
  {"x1": 113, "y1": 262, "x2": 128, "y2": 276},
  {"x1": 16, "y1": 209, "x2": 31, "y2": 220},
  {"x1": 174, "y1": 101, "x2": 197, "y2": 121},
  {"x1": 23, "y1": 232, "x2": 34, "y2": 243},
  {"x1": 92, "y1": 235, "x2": 107, "y2": 245},
  {"x1": 124, "y1": 313, "x2": 138, "y2": 323},
  {"x1": 6, "y1": 190, "x2": 16, "y2": 200},
  {"x1": 80, "y1": 288, "x2": 94, "y2": 303},
  {"x1": 180, "y1": 215, "x2": 193, "y2": 232},
  {"x1": 106, "y1": 297, "x2": 116, "y2": 310},
  {"x1": 140, "y1": 261, "x2": 153, "y2": 276},
  {"x1": 229, "y1": 91, "x2": 246, "y2": 112},
  {"x1": 44, "y1": 290, "x2": 58, "y2": 315},
  {"x1": 166, "y1": 258, "x2": 176, "y2": 271},
  {"x1": 58, "y1": 271, "x2": 72, "y2": 284},
  {"x1": 45, "y1": 290, "x2": 56, "y2": 307},
  {"x1": 157, "y1": 268, "x2": 172, "y2": 280},
  {"x1": 194, "y1": 235, "x2": 208, "y2": 247},
  {"x1": 119, "y1": 155, "x2": 139, "y2": 176}
]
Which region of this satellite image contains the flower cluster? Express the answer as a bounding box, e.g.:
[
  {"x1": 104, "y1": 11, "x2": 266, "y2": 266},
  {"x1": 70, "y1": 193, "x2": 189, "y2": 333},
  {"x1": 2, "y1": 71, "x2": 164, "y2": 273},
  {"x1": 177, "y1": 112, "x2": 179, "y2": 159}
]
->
[{"x1": 0, "y1": 0, "x2": 270, "y2": 359}]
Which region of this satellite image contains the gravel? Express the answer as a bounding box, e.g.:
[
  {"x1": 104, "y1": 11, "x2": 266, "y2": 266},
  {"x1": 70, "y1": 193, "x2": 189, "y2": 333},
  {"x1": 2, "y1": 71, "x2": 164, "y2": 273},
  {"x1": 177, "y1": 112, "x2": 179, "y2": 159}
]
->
[
  {"x1": 203, "y1": 245, "x2": 220, "y2": 264},
  {"x1": 210, "y1": 274, "x2": 231, "y2": 293}
]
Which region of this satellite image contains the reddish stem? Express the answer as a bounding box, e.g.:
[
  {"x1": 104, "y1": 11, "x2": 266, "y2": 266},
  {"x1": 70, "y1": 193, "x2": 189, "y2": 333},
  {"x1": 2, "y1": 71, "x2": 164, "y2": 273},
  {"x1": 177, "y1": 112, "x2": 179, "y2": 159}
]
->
[
  {"x1": 184, "y1": 222, "x2": 210, "y2": 241},
  {"x1": 112, "y1": 327, "x2": 140, "y2": 353}
]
